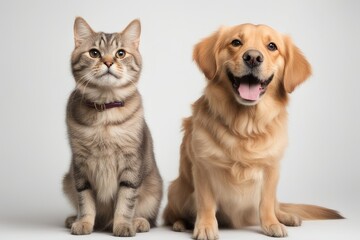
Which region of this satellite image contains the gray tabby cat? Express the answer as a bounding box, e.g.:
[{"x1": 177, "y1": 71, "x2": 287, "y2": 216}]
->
[{"x1": 62, "y1": 17, "x2": 163, "y2": 237}]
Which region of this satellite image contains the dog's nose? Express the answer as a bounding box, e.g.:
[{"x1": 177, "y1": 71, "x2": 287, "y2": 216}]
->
[{"x1": 243, "y1": 50, "x2": 264, "y2": 68}]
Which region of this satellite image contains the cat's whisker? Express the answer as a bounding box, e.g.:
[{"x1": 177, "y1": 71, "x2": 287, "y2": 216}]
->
[
  {"x1": 75, "y1": 70, "x2": 97, "y2": 102},
  {"x1": 128, "y1": 78, "x2": 137, "y2": 89},
  {"x1": 119, "y1": 70, "x2": 138, "y2": 89}
]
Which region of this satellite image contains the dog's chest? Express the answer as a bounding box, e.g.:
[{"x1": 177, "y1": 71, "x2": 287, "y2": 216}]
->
[{"x1": 214, "y1": 166, "x2": 264, "y2": 224}]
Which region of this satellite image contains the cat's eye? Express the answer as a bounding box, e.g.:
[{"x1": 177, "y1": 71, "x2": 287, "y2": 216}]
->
[
  {"x1": 267, "y1": 42, "x2": 278, "y2": 51},
  {"x1": 116, "y1": 49, "x2": 126, "y2": 59},
  {"x1": 231, "y1": 39, "x2": 242, "y2": 47},
  {"x1": 89, "y1": 49, "x2": 101, "y2": 58}
]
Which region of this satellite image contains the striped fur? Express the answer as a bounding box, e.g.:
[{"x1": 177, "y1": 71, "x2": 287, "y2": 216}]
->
[{"x1": 63, "y1": 17, "x2": 163, "y2": 237}]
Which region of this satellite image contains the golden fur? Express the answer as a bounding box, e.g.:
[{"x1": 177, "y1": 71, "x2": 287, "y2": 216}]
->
[{"x1": 163, "y1": 24, "x2": 342, "y2": 239}]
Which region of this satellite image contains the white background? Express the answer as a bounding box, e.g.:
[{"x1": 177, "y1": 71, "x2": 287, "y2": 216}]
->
[{"x1": 0, "y1": 0, "x2": 359, "y2": 239}]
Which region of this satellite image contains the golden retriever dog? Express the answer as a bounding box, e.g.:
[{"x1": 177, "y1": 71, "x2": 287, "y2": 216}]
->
[{"x1": 163, "y1": 23, "x2": 343, "y2": 239}]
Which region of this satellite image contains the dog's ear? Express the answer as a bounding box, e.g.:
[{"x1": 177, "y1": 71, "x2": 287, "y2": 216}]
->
[
  {"x1": 193, "y1": 30, "x2": 221, "y2": 80},
  {"x1": 283, "y1": 36, "x2": 312, "y2": 93}
]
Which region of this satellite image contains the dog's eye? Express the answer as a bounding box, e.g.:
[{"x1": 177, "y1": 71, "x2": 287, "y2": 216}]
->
[
  {"x1": 89, "y1": 49, "x2": 101, "y2": 58},
  {"x1": 231, "y1": 39, "x2": 242, "y2": 47},
  {"x1": 267, "y1": 42, "x2": 277, "y2": 51}
]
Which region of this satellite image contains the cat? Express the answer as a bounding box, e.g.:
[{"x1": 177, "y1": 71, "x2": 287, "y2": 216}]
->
[{"x1": 62, "y1": 17, "x2": 163, "y2": 237}]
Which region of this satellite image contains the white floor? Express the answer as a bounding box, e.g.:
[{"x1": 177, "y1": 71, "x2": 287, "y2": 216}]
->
[{"x1": 1, "y1": 212, "x2": 358, "y2": 240}]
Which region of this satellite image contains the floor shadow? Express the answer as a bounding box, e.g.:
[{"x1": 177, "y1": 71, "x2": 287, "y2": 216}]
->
[{"x1": 0, "y1": 212, "x2": 67, "y2": 230}]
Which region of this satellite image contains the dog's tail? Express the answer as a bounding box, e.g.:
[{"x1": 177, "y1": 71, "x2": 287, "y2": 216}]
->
[{"x1": 280, "y1": 203, "x2": 344, "y2": 220}]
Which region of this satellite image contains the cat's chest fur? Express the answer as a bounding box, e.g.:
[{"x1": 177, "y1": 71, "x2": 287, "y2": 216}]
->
[
  {"x1": 84, "y1": 122, "x2": 138, "y2": 150},
  {"x1": 70, "y1": 108, "x2": 143, "y2": 203}
]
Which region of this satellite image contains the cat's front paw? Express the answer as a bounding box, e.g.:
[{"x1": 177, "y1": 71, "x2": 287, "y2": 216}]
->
[
  {"x1": 71, "y1": 220, "x2": 93, "y2": 235},
  {"x1": 113, "y1": 222, "x2": 136, "y2": 237}
]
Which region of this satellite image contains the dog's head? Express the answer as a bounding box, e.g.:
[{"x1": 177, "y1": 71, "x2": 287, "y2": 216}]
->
[{"x1": 193, "y1": 24, "x2": 311, "y2": 106}]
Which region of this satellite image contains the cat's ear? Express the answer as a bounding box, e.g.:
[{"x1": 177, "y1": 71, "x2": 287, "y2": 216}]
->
[
  {"x1": 74, "y1": 17, "x2": 95, "y2": 48},
  {"x1": 122, "y1": 19, "x2": 141, "y2": 49}
]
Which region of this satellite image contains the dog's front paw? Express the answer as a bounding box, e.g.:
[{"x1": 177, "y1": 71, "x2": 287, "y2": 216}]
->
[
  {"x1": 113, "y1": 222, "x2": 136, "y2": 237},
  {"x1": 71, "y1": 220, "x2": 93, "y2": 235},
  {"x1": 193, "y1": 219, "x2": 219, "y2": 240},
  {"x1": 262, "y1": 223, "x2": 288, "y2": 237}
]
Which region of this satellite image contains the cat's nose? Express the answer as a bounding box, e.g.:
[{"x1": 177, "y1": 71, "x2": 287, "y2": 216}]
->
[
  {"x1": 104, "y1": 61, "x2": 113, "y2": 68},
  {"x1": 102, "y1": 55, "x2": 114, "y2": 68}
]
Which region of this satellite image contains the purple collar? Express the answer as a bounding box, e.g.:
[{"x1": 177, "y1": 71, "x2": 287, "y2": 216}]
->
[{"x1": 85, "y1": 101, "x2": 124, "y2": 111}]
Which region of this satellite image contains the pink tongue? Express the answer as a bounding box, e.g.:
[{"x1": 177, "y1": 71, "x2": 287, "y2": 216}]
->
[{"x1": 238, "y1": 83, "x2": 262, "y2": 101}]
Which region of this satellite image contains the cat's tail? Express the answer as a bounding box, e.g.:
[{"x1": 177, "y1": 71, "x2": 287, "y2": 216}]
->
[{"x1": 280, "y1": 203, "x2": 344, "y2": 220}]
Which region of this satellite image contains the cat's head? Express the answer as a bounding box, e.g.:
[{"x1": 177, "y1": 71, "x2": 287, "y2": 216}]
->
[{"x1": 71, "y1": 17, "x2": 142, "y2": 89}]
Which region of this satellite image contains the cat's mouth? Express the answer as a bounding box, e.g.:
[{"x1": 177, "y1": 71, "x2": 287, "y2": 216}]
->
[
  {"x1": 100, "y1": 70, "x2": 119, "y2": 79},
  {"x1": 94, "y1": 70, "x2": 121, "y2": 87}
]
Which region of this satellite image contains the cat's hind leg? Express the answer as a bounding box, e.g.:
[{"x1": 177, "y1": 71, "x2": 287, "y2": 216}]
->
[
  {"x1": 133, "y1": 217, "x2": 150, "y2": 233},
  {"x1": 65, "y1": 216, "x2": 77, "y2": 228},
  {"x1": 134, "y1": 169, "x2": 163, "y2": 228}
]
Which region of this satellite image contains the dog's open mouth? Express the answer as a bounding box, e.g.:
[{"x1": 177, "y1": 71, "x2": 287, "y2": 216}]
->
[{"x1": 227, "y1": 71, "x2": 274, "y2": 102}]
